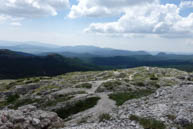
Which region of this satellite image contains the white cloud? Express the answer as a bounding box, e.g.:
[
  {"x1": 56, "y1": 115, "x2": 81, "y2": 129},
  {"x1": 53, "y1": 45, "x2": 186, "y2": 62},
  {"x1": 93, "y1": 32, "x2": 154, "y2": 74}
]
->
[
  {"x1": 0, "y1": 0, "x2": 69, "y2": 24},
  {"x1": 10, "y1": 22, "x2": 21, "y2": 26},
  {"x1": 179, "y1": 1, "x2": 193, "y2": 9},
  {"x1": 69, "y1": 0, "x2": 158, "y2": 18},
  {"x1": 82, "y1": 1, "x2": 193, "y2": 38},
  {"x1": 0, "y1": 14, "x2": 22, "y2": 24},
  {"x1": 0, "y1": 15, "x2": 8, "y2": 23}
]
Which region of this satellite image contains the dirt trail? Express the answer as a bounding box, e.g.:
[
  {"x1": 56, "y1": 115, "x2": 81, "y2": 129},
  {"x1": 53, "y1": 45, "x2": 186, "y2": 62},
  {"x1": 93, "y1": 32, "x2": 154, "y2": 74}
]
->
[{"x1": 65, "y1": 79, "x2": 116, "y2": 126}]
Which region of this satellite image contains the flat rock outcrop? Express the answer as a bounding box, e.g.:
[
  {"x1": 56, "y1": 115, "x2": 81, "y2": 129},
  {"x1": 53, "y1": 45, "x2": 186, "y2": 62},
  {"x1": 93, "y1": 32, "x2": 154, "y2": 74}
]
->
[
  {"x1": 0, "y1": 105, "x2": 64, "y2": 129},
  {"x1": 63, "y1": 84, "x2": 193, "y2": 129},
  {"x1": 0, "y1": 67, "x2": 193, "y2": 129}
]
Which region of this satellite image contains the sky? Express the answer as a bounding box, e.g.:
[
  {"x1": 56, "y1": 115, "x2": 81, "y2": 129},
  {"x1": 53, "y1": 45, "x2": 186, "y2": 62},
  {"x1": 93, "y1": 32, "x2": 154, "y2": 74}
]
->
[{"x1": 1, "y1": 0, "x2": 193, "y2": 53}]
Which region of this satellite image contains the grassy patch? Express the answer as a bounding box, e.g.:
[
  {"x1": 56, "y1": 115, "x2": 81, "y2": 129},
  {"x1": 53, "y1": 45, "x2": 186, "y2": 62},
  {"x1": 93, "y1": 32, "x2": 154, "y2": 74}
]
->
[
  {"x1": 129, "y1": 115, "x2": 166, "y2": 129},
  {"x1": 0, "y1": 95, "x2": 40, "y2": 109},
  {"x1": 109, "y1": 89, "x2": 154, "y2": 106},
  {"x1": 166, "y1": 114, "x2": 176, "y2": 121},
  {"x1": 0, "y1": 101, "x2": 7, "y2": 108},
  {"x1": 103, "y1": 80, "x2": 121, "y2": 90},
  {"x1": 12, "y1": 98, "x2": 41, "y2": 109},
  {"x1": 150, "y1": 74, "x2": 159, "y2": 80},
  {"x1": 9, "y1": 77, "x2": 41, "y2": 86},
  {"x1": 99, "y1": 113, "x2": 111, "y2": 122},
  {"x1": 134, "y1": 81, "x2": 146, "y2": 86},
  {"x1": 54, "y1": 97, "x2": 100, "y2": 119},
  {"x1": 43, "y1": 95, "x2": 74, "y2": 107},
  {"x1": 34, "y1": 85, "x2": 60, "y2": 94},
  {"x1": 0, "y1": 94, "x2": 20, "y2": 108},
  {"x1": 96, "y1": 80, "x2": 122, "y2": 92},
  {"x1": 161, "y1": 79, "x2": 177, "y2": 86},
  {"x1": 148, "y1": 81, "x2": 160, "y2": 88},
  {"x1": 7, "y1": 94, "x2": 20, "y2": 103},
  {"x1": 75, "y1": 83, "x2": 92, "y2": 89},
  {"x1": 184, "y1": 123, "x2": 193, "y2": 129}
]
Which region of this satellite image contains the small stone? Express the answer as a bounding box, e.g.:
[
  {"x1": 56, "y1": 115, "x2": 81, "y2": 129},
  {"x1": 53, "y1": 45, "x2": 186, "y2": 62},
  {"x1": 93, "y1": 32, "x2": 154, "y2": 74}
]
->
[{"x1": 32, "y1": 118, "x2": 40, "y2": 125}]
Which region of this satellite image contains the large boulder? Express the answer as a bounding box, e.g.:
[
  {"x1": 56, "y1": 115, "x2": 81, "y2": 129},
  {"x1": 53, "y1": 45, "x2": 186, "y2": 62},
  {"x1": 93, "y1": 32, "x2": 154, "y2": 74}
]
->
[{"x1": 0, "y1": 105, "x2": 64, "y2": 129}]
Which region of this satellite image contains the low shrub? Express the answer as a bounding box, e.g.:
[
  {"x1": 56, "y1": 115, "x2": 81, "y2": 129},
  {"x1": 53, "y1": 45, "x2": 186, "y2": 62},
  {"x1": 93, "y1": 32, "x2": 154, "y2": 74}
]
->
[
  {"x1": 129, "y1": 115, "x2": 166, "y2": 129},
  {"x1": 109, "y1": 89, "x2": 154, "y2": 106},
  {"x1": 99, "y1": 113, "x2": 111, "y2": 122},
  {"x1": 54, "y1": 97, "x2": 100, "y2": 119},
  {"x1": 75, "y1": 83, "x2": 92, "y2": 89}
]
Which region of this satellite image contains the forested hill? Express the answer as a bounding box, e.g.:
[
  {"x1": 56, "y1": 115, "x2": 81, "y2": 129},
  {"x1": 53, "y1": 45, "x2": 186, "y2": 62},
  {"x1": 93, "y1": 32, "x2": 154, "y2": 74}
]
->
[
  {"x1": 0, "y1": 49, "x2": 100, "y2": 79},
  {"x1": 1, "y1": 49, "x2": 193, "y2": 79}
]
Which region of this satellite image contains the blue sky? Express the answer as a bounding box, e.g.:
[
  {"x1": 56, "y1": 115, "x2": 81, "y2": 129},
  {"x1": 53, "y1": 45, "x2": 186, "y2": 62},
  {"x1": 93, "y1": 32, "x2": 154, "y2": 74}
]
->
[{"x1": 1, "y1": 0, "x2": 193, "y2": 53}]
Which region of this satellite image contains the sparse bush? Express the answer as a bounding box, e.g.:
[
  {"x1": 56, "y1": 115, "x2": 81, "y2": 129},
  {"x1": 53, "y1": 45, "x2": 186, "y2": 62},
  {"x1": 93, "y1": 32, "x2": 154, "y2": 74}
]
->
[
  {"x1": 54, "y1": 97, "x2": 100, "y2": 119},
  {"x1": 43, "y1": 95, "x2": 74, "y2": 107},
  {"x1": 109, "y1": 89, "x2": 154, "y2": 106},
  {"x1": 166, "y1": 114, "x2": 176, "y2": 121},
  {"x1": 75, "y1": 83, "x2": 92, "y2": 89},
  {"x1": 12, "y1": 98, "x2": 40, "y2": 109},
  {"x1": 184, "y1": 123, "x2": 193, "y2": 129},
  {"x1": 103, "y1": 81, "x2": 121, "y2": 89},
  {"x1": 7, "y1": 94, "x2": 19, "y2": 103},
  {"x1": 99, "y1": 113, "x2": 111, "y2": 122},
  {"x1": 149, "y1": 81, "x2": 160, "y2": 88},
  {"x1": 34, "y1": 85, "x2": 59, "y2": 94},
  {"x1": 136, "y1": 81, "x2": 145, "y2": 86},
  {"x1": 129, "y1": 115, "x2": 166, "y2": 129},
  {"x1": 150, "y1": 74, "x2": 159, "y2": 80}
]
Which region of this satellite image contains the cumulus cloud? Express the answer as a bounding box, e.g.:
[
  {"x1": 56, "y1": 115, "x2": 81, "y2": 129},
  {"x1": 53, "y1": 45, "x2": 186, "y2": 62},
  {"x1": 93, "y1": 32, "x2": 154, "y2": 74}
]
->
[
  {"x1": 0, "y1": 15, "x2": 8, "y2": 23},
  {"x1": 69, "y1": 0, "x2": 158, "y2": 18},
  {"x1": 179, "y1": 1, "x2": 193, "y2": 9},
  {"x1": 0, "y1": 0, "x2": 69, "y2": 25},
  {"x1": 76, "y1": 0, "x2": 193, "y2": 38},
  {"x1": 0, "y1": 0, "x2": 69, "y2": 18},
  {"x1": 10, "y1": 22, "x2": 21, "y2": 26}
]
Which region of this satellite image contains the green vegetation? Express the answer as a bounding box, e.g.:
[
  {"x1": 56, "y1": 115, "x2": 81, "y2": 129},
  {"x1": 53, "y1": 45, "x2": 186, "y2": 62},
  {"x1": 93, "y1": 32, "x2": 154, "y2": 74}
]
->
[
  {"x1": 1, "y1": 48, "x2": 193, "y2": 79},
  {"x1": 129, "y1": 115, "x2": 166, "y2": 129},
  {"x1": 0, "y1": 51, "x2": 101, "y2": 79},
  {"x1": 150, "y1": 74, "x2": 159, "y2": 80},
  {"x1": 103, "y1": 80, "x2": 121, "y2": 89},
  {"x1": 0, "y1": 95, "x2": 39, "y2": 109},
  {"x1": 0, "y1": 101, "x2": 8, "y2": 108},
  {"x1": 109, "y1": 89, "x2": 154, "y2": 106},
  {"x1": 134, "y1": 81, "x2": 146, "y2": 86},
  {"x1": 9, "y1": 77, "x2": 41, "y2": 86},
  {"x1": 43, "y1": 95, "x2": 74, "y2": 107},
  {"x1": 54, "y1": 97, "x2": 100, "y2": 119},
  {"x1": 96, "y1": 80, "x2": 122, "y2": 92},
  {"x1": 161, "y1": 79, "x2": 177, "y2": 86},
  {"x1": 75, "y1": 83, "x2": 92, "y2": 89},
  {"x1": 34, "y1": 85, "x2": 60, "y2": 94},
  {"x1": 166, "y1": 114, "x2": 176, "y2": 121},
  {"x1": 148, "y1": 81, "x2": 160, "y2": 88},
  {"x1": 0, "y1": 94, "x2": 20, "y2": 108},
  {"x1": 12, "y1": 98, "x2": 41, "y2": 109},
  {"x1": 99, "y1": 113, "x2": 111, "y2": 122},
  {"x1": 183, "y1": 123, "x2": 193, "y2": 129},
  {"x1": 7, "y1": 94, "x2": 20, "y2": 103}
]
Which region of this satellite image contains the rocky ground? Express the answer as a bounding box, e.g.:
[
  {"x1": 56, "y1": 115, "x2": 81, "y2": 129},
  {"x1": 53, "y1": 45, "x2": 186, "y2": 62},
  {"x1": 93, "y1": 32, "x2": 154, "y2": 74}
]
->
[{"x1": 0, "y1": 67, "x2": 193, "y2": 129}]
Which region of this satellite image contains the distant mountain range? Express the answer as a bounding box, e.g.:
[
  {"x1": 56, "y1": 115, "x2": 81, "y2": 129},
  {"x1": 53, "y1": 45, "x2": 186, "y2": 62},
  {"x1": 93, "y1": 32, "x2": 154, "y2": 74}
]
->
[
  {"x1": 1, "y1": 41, "x2": 193, "y2": 79},
  {"x1": 1, "y1": 48, "x2": 193, "y2": 79},
  {"x1": 0, "y1": 40, "x2": 150, "y2": 57}
]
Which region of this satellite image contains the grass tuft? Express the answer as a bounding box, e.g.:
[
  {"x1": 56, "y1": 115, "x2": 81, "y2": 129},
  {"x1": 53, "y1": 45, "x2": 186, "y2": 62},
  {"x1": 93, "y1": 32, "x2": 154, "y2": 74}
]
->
[
  {"x1": 109, "y1": 89, "x2": 154, "y2": 106},
  {"x1": 75, "y1": 83, "x2": 92, "y2": 89},
  {"x1": 99, "y1": 113, "x2": 111, "y2": 122},
  {"x1": 129, "y1": 115, "x2": 166, "y2": 129},
  {"x1": 54, "y1": 97, "x2": 100, "y2": 119}
]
